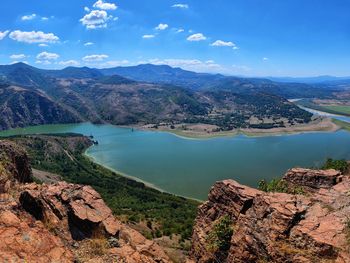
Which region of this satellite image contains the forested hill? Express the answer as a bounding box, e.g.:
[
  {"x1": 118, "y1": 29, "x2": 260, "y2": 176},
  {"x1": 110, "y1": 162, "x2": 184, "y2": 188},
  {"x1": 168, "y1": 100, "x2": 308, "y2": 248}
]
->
[{"x1": 0, "y1": 62, "x2": 344, "y2": 131}]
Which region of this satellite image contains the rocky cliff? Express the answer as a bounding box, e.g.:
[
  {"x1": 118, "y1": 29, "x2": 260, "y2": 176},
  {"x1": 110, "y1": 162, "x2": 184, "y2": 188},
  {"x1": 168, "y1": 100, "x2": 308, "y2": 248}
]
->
[
  {"x1": 190, "y1": 167, "x2": 350, "y2": 263},
  {"x1": 0, "y1": 140, "x2": 170, "y2": 263}
]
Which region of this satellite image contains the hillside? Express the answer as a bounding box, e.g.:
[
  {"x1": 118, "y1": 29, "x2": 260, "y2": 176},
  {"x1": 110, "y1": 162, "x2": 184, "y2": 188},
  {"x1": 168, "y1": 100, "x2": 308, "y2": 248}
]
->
[
  {"x1": 0, "y1": 63, "x2": 316, "y2": 131},
  {"x1": 0, "y1": 84, "x2": 81, "y2": 130}
]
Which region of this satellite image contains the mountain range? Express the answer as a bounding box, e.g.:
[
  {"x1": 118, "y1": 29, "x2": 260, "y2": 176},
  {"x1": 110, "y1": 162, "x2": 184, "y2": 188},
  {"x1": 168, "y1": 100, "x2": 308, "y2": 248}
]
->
[{"x1": 0, "y1": 62, "x2": 346, "y2": 131}]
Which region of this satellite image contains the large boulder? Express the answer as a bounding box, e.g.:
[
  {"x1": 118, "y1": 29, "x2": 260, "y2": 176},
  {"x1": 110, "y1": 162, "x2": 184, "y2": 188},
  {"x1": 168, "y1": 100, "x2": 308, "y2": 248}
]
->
[
  {"x1": 19, "y1": 182, "x2": 122, "y2": 241},
  {"x1": 191, "y1": 171, "x2": 350, "y2": 263}
]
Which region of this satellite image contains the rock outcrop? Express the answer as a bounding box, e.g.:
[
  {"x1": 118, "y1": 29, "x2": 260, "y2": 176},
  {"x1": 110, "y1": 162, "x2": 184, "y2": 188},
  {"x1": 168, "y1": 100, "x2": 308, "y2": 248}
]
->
[
  {"x1": 0, "y1": 140, "x2": 32, "y2": 192},
  {"x1": 0, "y1": 140, "x2": 170, "y2": 263},
  {"x1": 191, "y1": 168, "x2": 350, "y2": 263}
]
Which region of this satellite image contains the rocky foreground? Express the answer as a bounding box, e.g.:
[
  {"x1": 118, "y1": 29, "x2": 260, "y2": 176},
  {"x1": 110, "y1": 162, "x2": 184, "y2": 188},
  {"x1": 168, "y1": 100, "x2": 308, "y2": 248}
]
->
[
  {"x1": 190, "y1": 167, "x2": 350, "y2": 262},
  {"x1": 0, "y1": 140, "x2": 170, "y2": 263}
]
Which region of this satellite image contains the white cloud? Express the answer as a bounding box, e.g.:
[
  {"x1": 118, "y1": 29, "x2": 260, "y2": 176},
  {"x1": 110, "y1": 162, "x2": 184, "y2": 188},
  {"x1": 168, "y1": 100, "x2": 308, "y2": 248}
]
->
[
  {"x1": 187, "y1": 33, "x2": 206, "y2": 41},
  {"x1": 97, "y1": 60, "x2": 129, "y2": 67},
  {"x1": 37, "y1": 51, "x2": 60, "y2": 61},
  {"x1": 38, "y1": 43, "x2": 49, "y2": 47},
  {"x1": 211, "y1": 40, "x2": 236, "y2": 47},
  {"x1": 172, "y1": 4, "x2": 189, "y2": 9},
  {"x1": 36, "y1": 60, "x2": 52, "y2": 65},
  {"x1": 41, "y1": 17, "x2": 49, "y2": 21},
  {"x1": 0, "y1": 30, "x2": 9, "y2": 40},
  {"x1": 84, "y1": 6, "x2": 90, "y2": 12},
  {"x1": 142, "y1": 34, "x2": 155, "y2": 39},
  {"x1": 21, "y1": 14, "x2": 36, "y2": 21},
  {"x1": 138, "y1": 58, "x2": 252, "y2": 75},
  {"x1": 82, "y1": 54, "x2": 109, "y2": 62},
  {"x1": 84, "y1": 42, "x2": 94, "y2": 46},
  {"x1": 155, "y1": 23, "x2": 168, "y2": 30},
  {"x1": 59, "y1": 60, "x2": 80, "y2": 67},
  {"x1": 9, "y1": 30, "x2": 59, "y2": 43},
  {"x1": 10, "y1": 54, "x2": 26, "y2": 60},
  {"x1": 80, "y1": 10, "x2": 113, "y2": 29},
  {"x1": 145, "y1": 58, "x2": 222, "y2": 73},
  {"x1": 176, "y1": 28, "x2": 184, "y2": 33},
  {"x1": 263, "y1": 57, "x2": 269, "y2": 61},
  {"x1": 93, "y1": 0, "x2": 117, "y2": 10}
]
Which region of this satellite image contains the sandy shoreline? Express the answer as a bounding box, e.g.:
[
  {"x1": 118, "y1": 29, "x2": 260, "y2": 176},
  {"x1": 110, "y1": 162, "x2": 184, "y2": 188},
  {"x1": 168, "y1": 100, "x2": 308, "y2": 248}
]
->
[{"x1": 131, "y1": 117, "x2": 340, "y2": 139}]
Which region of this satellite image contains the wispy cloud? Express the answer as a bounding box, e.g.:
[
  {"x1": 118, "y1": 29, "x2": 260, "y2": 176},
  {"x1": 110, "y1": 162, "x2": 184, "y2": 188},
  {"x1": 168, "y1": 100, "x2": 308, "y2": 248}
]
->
[
  {"x1": 10, "y1": 54, "x2": 27, "y2": 60},
  {"x1": 59, "y1": 60, "x2": 80, "y2": 67},
  {"x1": 155, "y1": 23, "x2": 169, "y2": 30},
  {"x1": 37, "y1": 51, "x2": 59, "y2": 60},
  {"x1": 142, "y1": 34, "x2": 155, "y2": 39},
  {"x1": 21, "y1": 14, "x2": 36, "y2": 21},
  {"x1": 9, "y1": 30, "x2": 59, "y2": 43},
  {"x1": 187, "y1": 33, "x2": 207, "y2": 41},
  {"x1": 0, "y1": 30, "x2": 9, "y2": 40},
  {"x1": 172, "y1": 4, "x2": 189, "y2": 9},
  {"x1": 84, "y1": 42, "x2": 94, "y2": 46},
  {"x1": 211, "y1": 40, "x2": 239, "y2": 49},
  {"x1": 82, "y1": 54, "x2": 109, "y2": 62},
  {"x1": 263, "y1": 57, "x2": 269, "y2": 61}
]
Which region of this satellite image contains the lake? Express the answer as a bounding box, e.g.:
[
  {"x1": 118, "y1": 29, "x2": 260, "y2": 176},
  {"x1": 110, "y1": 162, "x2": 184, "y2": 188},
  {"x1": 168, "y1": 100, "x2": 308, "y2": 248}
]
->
[{"x1": 1, "y1": 119, "x2": 350, "y2": 200}]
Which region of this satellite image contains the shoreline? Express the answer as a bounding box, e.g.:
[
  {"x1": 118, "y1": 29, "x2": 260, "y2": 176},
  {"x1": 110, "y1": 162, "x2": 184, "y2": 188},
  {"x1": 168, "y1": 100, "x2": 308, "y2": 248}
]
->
[
  {"x1": 130, "y1": 117, "x2": 341, "y2": 139},
  {"x1": 83, "y1": 150, "x2": 204, "y2": 202}
]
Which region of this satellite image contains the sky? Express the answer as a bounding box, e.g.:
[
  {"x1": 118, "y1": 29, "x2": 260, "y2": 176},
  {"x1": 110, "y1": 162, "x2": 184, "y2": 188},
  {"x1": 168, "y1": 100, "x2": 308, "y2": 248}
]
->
[{"x1": 0, "y1": 0, "x2": 349, "y2": 77}]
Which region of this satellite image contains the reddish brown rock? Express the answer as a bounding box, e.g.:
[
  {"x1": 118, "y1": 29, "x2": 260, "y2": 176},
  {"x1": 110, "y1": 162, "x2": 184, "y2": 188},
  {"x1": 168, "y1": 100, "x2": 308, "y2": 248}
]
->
[
  {"x1": 0, "y1": 140, "x2": 32, "y2": 193},
  {"x1": 191, "y1": 172, "x2": 350, "y2": 263},
  {"x1": 283, "y1": 168, "x2": 342, "y2": 190},
  {"x1": 0, "y1": 209, "x2": 74, "y2": 263},
  {"x1": 19, "y1": 182, "x2": 122, "y2": 241}
]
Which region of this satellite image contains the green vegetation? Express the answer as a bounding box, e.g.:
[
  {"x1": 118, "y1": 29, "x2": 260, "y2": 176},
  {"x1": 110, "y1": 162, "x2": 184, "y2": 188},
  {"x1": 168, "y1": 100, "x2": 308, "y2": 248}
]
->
[
  {"x1": 297, "y1": 99, "x2": 350, "y2": 117},
  {"x1": 258, "y1": 178, "x2": 288, "y2": 193},
  {"x1": 333, "y1": 119, "x2": 350, "y2": 132},
  {"x1": 258, "y1": 178, "x2": 304, "y2": 194},
  {"x1": 345, "y1": 218, "x2": 350, "y2": 245},
  {"x1": 206, "y1": 215, "x2": 233, "y2": 254},
  {"x1": 321, "y1": 158, "x2": 349, "y2": 173},
  {"x1": 323, "y1": 105, "x2": 350, "y2": 116},
  {"x1": 9, "y1": 134, "x2": 199, "y2": 241}
]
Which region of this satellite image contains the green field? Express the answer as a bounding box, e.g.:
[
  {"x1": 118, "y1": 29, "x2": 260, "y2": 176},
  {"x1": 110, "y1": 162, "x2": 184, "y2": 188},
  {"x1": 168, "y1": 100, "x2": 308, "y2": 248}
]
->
[
  {"x1": 333, "y1": 119, "x2": 350, "y2": 132},
  {"x1": 323, "y1": 105, "x2": 350, "y2": 116}
]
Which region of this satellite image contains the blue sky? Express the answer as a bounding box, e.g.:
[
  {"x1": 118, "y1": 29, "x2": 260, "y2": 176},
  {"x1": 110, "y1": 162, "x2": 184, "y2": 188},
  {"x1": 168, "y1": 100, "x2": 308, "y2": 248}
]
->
[{"x1": 0, "y1": 0, "x2": 349, "y2": 77}]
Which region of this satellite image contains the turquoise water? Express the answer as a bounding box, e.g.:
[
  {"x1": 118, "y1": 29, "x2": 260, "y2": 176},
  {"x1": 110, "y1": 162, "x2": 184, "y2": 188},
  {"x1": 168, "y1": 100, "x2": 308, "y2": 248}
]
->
[{"x1": 1, "y1": 122, "x2": 350, "y2": 200}]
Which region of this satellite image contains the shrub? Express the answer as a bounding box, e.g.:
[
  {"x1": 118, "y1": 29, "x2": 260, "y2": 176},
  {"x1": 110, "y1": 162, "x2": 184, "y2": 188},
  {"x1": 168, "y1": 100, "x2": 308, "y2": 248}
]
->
[
  {"x1": 322, "y1": 158, "x2": 348, "y2": 173},
  {"x1": 258, "y1": 178, "x2": 288, "y2": 193},
  {"x1": 206, "y1": 215, "x2": 233, "y2": 253}
]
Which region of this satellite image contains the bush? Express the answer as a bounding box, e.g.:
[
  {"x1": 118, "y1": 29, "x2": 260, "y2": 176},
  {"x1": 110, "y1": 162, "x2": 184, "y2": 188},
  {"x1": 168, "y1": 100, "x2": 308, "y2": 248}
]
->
[
  {"x1": 206, "y1": 215, "x2": 233, "y2": 253},
  {"x1": 258, "y1": 178, "x2": 288, "y2": 193},
  {"x1": 322, "y1": 158, "x2": 348, "y2": 173}
]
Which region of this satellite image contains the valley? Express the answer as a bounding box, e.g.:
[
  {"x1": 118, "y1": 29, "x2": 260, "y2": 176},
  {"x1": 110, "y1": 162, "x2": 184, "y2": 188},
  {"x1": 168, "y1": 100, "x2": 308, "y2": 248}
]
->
[{"x1": 1, "y1": 62, "x2": 339, "y2": 133}]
